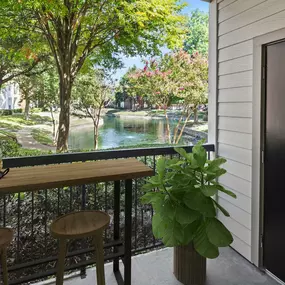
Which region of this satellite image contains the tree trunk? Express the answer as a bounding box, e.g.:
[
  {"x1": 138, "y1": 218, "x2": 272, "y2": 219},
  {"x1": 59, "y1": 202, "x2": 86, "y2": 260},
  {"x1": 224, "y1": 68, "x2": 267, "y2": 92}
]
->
[
  {"x1": 164, "y1": 108, "x2": 171, "y2": 144},
  {"x1": 56, "y1": 78, "x2": 72, "y2": 152},
  {"x1": 194, "y1": 108, "x2": 199, "y2": 124},
  {"x1": 50, "y1": 106, "x2": 56, "y2": 144},
  {"x1": 175, "y1": 112, "x2": 192, "y2": 144},
  {"x1": 173, "y1": 115, "x2": 183, "y2": 144},
  {"x1": 24, "y1": 98, "x2": 30, "y2": 120},
  {"x1": 93, "y1": 124, "x2": 99, "y2": 150},
  {"x1": 93, "y1": 106, "x2": 103, "y2": 150}
]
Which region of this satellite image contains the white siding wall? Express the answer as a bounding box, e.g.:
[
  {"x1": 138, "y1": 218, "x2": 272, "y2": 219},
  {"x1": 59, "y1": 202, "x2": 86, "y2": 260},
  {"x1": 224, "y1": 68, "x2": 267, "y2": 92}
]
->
[{"x1": 216, "y1": 0, "x2": 285, "y2": 262}]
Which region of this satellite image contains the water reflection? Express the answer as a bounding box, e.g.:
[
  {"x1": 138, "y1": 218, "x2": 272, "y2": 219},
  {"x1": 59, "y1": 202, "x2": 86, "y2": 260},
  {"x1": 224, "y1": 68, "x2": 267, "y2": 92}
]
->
[{"x1": 68, "y1": 116, "x2": 185, "y2": 150}]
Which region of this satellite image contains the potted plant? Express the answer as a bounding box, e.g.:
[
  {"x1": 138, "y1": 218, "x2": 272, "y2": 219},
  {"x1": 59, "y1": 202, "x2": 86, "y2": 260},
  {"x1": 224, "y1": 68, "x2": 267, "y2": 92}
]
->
[{"x1": 141, "y1": 141, "x2": 236, "y2": 285}]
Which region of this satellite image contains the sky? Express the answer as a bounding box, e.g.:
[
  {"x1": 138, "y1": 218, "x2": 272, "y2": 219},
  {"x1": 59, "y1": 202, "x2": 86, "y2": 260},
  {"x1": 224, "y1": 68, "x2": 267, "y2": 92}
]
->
[{"x1": 113, "y1": 0, "x2": 209, "y2": 81}]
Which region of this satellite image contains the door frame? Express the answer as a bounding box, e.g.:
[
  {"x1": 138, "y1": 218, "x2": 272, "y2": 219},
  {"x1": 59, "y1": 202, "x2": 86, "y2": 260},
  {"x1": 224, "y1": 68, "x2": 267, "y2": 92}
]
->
[{"x1": 252, "y1": 28, "x2": 285, "y2": 268}]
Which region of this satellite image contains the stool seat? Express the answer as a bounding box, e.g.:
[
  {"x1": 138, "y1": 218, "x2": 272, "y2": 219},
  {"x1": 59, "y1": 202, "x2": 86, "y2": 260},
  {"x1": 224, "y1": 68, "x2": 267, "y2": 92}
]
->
[
  {"x1": 50, "y1": 211, "x2": 110, "y2": 239},
  {"x1": 0, "y1": 228, "x2": 13, "y2": 247}
]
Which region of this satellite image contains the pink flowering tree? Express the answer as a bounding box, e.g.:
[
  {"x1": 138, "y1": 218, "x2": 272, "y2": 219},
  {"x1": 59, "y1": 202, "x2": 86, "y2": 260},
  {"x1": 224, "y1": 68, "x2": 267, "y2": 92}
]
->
[{"x1": 128, "y1": 50, "x2": 208, "y2": 144}]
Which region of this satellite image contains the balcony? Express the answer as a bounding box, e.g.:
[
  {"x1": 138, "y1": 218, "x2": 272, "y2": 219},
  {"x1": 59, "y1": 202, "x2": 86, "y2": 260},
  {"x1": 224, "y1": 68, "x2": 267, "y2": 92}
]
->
[
  {"x1": 0, "y1": 144, "x2": 277, "y2": 285},
  {"x1": 35, "y1": 248, "x2": 278, "y2": 285}
]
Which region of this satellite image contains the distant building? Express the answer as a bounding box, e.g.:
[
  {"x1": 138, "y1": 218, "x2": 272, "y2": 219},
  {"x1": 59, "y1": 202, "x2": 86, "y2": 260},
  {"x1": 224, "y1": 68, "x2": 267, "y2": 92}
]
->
[{"x1": 0, "y1": 83, "x2": 22, "y2": 110}]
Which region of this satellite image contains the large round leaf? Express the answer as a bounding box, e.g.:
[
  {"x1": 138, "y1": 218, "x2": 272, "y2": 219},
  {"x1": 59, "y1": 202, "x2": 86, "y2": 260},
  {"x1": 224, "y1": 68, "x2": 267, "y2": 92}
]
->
[
  {"x1": 201, "y1": 185, "x2": 218, "y2": 197},
  {"x1": 175, "y1": 206, "x2": 200, "y2": 225},
  {"x1": 181, "y1": 219, "x2": 201, "y2": 245},
  {"x1": 184, "y1": 191, "x2": 216, "y2": 217},
  {"x1": 162, "y1": 219, "x2": 184, "y2": 247},
  {"x1": 206, "y1": 218, "x2": 233, "y2": 247},
  {"x1": 152, "y1": 214, "x2": 164, "y2": 239},
  {"x1": 193, "y1": 223, "x2": 219, "y2": 259}
]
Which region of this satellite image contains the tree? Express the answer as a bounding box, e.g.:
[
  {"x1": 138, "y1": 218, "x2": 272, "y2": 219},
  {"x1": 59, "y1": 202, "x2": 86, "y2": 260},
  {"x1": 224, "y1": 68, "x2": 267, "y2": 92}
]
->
[
  {"x1": 128, "y1": 50, "x2": 208, "y2": 144},
  {"x1": 17, "y1": 75, "x2": 37, "y2": 120},
  {"x1": 0, "y1": 35, "x2": 43, "y2": 96},
  {"x1": 0, "y1": 3, "x2": 48, "y2": 89},
  {"x1": 116, "y1": 66, "x2": 144, "y2": 109},
  {"x1": 184, "y1": 9, "x2": 209, "y2": 56},
  {"x1": 73, "y1": 69, "x2": 112, "y2": 150},
  {"x1": 4, "y1": 0, "x2": 186, "y2": 151},
  {"x1": 34, "y1": 69, "x2": 59, "y2": 143}
]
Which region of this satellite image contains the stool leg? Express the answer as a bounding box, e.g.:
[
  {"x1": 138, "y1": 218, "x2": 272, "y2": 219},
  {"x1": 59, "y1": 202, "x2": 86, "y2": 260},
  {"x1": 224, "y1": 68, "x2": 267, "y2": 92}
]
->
[
  {"x1": 93, "y1": 233, "x2": 106, "y2": 285},
  {"x1": 1, "y1": 247, "x2": 8, "y2": 285},
  {"x1": 56, "y1": 239, "x2": 67, "y2": 285}
]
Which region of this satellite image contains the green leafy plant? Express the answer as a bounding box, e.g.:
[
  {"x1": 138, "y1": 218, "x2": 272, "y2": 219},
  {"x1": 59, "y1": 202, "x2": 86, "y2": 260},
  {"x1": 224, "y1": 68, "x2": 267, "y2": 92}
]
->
[{"x1": 141, "y1": 141, "x2": 236, "y2": 259}]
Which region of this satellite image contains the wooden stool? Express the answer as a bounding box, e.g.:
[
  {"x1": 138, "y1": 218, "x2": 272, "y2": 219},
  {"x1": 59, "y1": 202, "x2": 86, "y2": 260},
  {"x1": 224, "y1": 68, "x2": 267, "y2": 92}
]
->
[
  {"x1": 50, "y1": 211, "x2": 110, "y2": 285},
  {"x1": 0, "y1": 228, "x2": 13, "y2": 285}
]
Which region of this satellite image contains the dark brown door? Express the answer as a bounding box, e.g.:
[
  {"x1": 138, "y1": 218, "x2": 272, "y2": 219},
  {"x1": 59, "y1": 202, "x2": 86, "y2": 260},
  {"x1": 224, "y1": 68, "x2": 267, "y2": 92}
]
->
[{"x1": 264, "y1": 40, "x2": 285, "y2": 282}]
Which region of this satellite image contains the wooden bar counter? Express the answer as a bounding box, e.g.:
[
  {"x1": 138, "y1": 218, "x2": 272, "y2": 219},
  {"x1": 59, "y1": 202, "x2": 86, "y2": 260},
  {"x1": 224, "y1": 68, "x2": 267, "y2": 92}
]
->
[
  {"x1": 0, "y1": 158, "x2": 153, "y2": 194},
  {"x1": 0, "y1": 158, "x2": 153, "y2": 285}
]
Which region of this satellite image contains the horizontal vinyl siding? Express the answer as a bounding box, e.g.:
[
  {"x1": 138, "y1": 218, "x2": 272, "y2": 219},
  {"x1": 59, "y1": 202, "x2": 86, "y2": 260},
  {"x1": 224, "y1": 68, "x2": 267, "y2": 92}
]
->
[
  {"x1": 223, "y1": 159, "x2": 252, "y2": 181},
  {"x1": 219, "y1": 189, "x2": 252, "y2": 213},
  {"x1": 219, "y1": 9, "x2": 285, "y2": 48},
  {"x1": 218, "y1": 102, "x2": 252, "y2": 118},
  {"x1": 219, "y1": 172, "x2": 251, "y2": 198},
  {"x1": 218, "y1": 0, "x2": 237, "y2": 10},
  {"x1": 218, "y1": 213, "x2": 251, "y2": 246},
  {"x1": 218, "y1": 0, "x2": 264, "y2": 23},
  {"x1": 218, "y1": 143, "x2": 252, "y2": 165},
  {"x1": 219, "y1": 117, "x2": 252, "y2": 133},
  {"x1": 219, "y1": 87, "x2": 252, "y2": 102},
  {"x1": 219, "y1": 55, "x2": 252, "y2": 75},
  {"x1": 219, "y1": 0, "x2": 285, "y2": 36},
  {"x1": 216, "y1": 0, "x2": 285, "y2": 261},
  {"x1": 219, "y1": 71, "x2": 253, "y2": 89},
  {"x1": 219, "y1": 197, "x2": 251, "y2": 229},
  {"x1": 218, "y1": 130, "x2": 252, "y2": 149},
  {"x1": 230, "y1": 233, "x2": 252, "y2": 260},
  {"x1": 219, "y1": 40, "x2": 253, "y2": 62}
]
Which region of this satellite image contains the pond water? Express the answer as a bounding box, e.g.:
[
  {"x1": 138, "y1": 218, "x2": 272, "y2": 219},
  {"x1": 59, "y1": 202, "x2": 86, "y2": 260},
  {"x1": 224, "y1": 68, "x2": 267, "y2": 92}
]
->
[{"x1": 68, "y1": 116, "x2": 189, "y2": 150}]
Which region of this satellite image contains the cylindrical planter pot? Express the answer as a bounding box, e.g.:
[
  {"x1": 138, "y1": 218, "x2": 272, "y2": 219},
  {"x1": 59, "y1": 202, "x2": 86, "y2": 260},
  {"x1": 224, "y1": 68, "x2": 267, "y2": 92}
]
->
[{"x1": 174, "y1": 243, "x2": 206, "y2": 285}]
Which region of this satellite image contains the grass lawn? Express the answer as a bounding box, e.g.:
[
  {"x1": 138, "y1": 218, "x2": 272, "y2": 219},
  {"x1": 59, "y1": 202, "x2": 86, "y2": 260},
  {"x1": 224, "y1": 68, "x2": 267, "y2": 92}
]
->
[
  {"x1": 0, "y1": 130, "x2": 17, "y2": 140},
  {"x1": 31, "y1": 129, "x2": 54, "y2": 146},
  {"x1": 105, "y1": 109, "x2": 207, "y2": 120},
  {"x1": 0, "y1": 121, "x2": 22, "y2": 131},
  {"x1": 106, "y1": 109, "x2": 149, "y2": 117},
  {"x1": 0, "y1": 114, "x2": 52, "y2": 126},
  {"x1": 192, "y1": 124, "x2": 208, "y2": 133}
]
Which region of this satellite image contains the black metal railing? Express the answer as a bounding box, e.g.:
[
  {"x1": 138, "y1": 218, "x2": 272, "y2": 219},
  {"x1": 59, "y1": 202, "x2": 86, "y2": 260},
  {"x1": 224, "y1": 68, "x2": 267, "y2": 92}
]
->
[{"x1": 1, "y1": 144, "x2": 215, "y2": 285}]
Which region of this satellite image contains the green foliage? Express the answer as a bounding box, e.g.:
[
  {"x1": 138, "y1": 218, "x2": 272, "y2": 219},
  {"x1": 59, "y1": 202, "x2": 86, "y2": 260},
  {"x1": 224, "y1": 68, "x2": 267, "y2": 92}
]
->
[
  {"x1": 31, "y1": 129, "x2": 53, "y2": 146},
  {"x1": 128, "y1": 51, "x2": 208, "y2": 110},
  {"x1": 116, "y1": 65, "x2": 144, "y2": 106},
  {"x1": 0, "y1": 137, "x2": 49, "y2": 158},
  {"x1": 0, "y1": 121, "x2": 21, "y2": 131},
  {"x1": 31, "y1": 108, "x2": 42, "y2": 113},
  {"x1": 2, "y1": 0, "x2": 187, "y2": 151},
  {"x1": 0, "y1": 5, "x2": 48, "y2": 88},
  {"x1": 141, "y1": 141, "x2": 236, "y2": 259},
  {"x1": 30, "y1": 67, "x2": 59, "y2": 120},
  {"x1": 0, "y1": 114, "x2": 51, "y2": 126},
  {"x1": 127, "y1": 50, "x2": 208, "y2": 143},
  {"x1": 0, "y1": 109, "x2": 23, "y2": 115},
  {"x1": 184, "y1": 9, "x2": 209, "y2": 56},
  {"x1": 73, "y1": 69, "x2": 113, "y2": 149},
  {"x1": 73, "y1": 69, "x2": 112, "y2": 108}
]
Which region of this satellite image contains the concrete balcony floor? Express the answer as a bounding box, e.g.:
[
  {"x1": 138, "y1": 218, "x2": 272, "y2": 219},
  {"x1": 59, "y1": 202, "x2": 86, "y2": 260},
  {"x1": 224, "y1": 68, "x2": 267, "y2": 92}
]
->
[{"x1": 38, "y1": 247, "x2": 280, "y2": 285}]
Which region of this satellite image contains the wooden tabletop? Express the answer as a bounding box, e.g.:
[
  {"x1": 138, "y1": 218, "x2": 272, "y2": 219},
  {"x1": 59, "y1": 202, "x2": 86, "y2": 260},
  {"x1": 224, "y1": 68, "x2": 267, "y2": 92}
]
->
[{"x1": 0, "y1": 158, "x2": 153, "y2": 194}]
